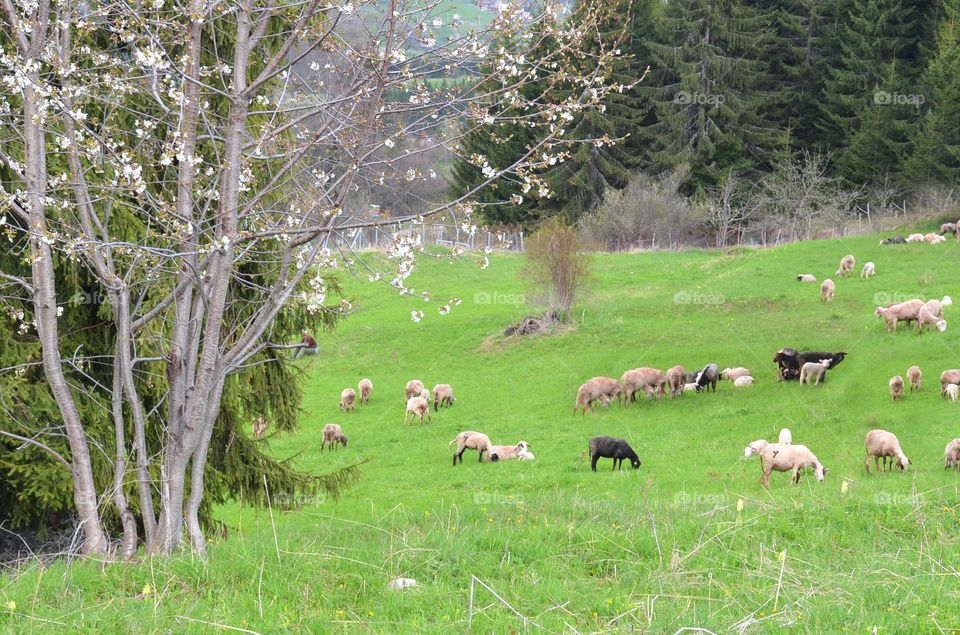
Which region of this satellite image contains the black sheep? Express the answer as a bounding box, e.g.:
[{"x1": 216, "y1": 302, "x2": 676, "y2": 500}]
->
[
  {"x1": 695, "y1": 363, "x2": 719, "y2": 392},
  {"x1": 588, "y1": 436, "x2": 641, "y2": 472},
  {"x1": 774, "y1": 349, "x2": 847, "y2": 381},
  {"x1": 880, "y1": 236, "x2": 907, "y2": 245}
]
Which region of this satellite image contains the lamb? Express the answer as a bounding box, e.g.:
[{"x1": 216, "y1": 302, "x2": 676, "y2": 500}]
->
[
  {"x1": 779, "y1": 428, "x2": 792, "y2": 444},
  {"x1": 432, "y1": 384, "x2": 455, "y2": 411},
  {"x1": 682, "y1": 382, "x2": 698, "y2": 393},
  {"x1": 946, "y1": 384, "x2": 959, "y2": 402},
  {"x1": 695, "y1": 363, "x2": 719, "y2": 393},
  {"x1": 722, "y1": 367, "x2": 751, "y2": 382},
  {"x1": 418, "y1": 387, "x2": 430, "y2": 401},
  {"x1": 889, "y1": 375, "x2": 904, "y2": 402},
  {"x1": 820, "y1": 279, "x2": 835, "y2": 302},
  {"x1": 864, "y1": 429, "x2": 909, "y2": 472},
  {"x1": 589, "y1": 376, "x2": 624, "y2": 404},
  {"x1": 251, "y1": 415, "x2": 267, "y2": 439},
  {"x1": 917, "y1": 299, "x2": 948, "y2": 333},
  {"x1": 875, "y1": 299, "x2": 924, "y2": 332},
  {"x1": 574, "y1": 379, "x2": 610, "y2": 415},
  {"x1": 404, "y1": 379, "x2": 425, "y2": 401},
  {"x1": 666, "y1": 365, "x2": 687, "y2": 398},
  {"x1": 796, "y1": 274, "x2": 817, "y2": 282},
  {"x1": 879, "y1": 236, "x2": 906, "y2": 245},
  {"x1": 358, "y1": 378, "x2": 373, "y2": 405},
  {"x1": 487, "y1": 440, "x2": 531, "y2": 462},
  {"x1": 774, "y1": 349, "x2": 847, "y2": 381},
  {"x1": 449, "y1": 431, "x2": 492, "y2": 465},
  {"x1": 906, "y1": 233, "x2": 925, "y2": 243},
  {"x1": 925, "y1": 232, "x2": 947, "y2": 244},
  {"x1": 321, "y1": 423, "x2": 348, "y2": 452},
  {"x1": 860, "y1": 261, "x2": 876, "y2": 277},
  {"x1": 404, "y1": 396, "x2": 432, "y2": 426},
  {"x1": 758, "y1": 443, "x2": 829, "y2": 489},
  {"x1": 941, "y1": 369, "x2": 960, "y2": 396},
  {"x1": 940, "y1": 222, "x2": 958, "y2": 236},
  {"x1": 621, "y1": 368, "x2": 667, "y2": 402},
  {"x1": 907, "y1": 366, "x2": 921, "y2": 392},
  {"x1": 835, "y1": 254, "x2": 855, "y2": 277},
  {"x1": 799, "y1": 359, "x2": 831, "y2": 385},
  {"x1": 339, "y1": 388, "x2": 356, "y2": 413},
  {"x1": 588, "y1": 435, "x2": 641, "y2": 471},
  {"x1": 517, "y1": 449, "x2": 536, "y2": 461},
  {"x1": 734, "y1": 376, "x2": 755, "y2": 387},
  {"x1": 945, "y1": 439, "x2": 960, "y2": 470}
]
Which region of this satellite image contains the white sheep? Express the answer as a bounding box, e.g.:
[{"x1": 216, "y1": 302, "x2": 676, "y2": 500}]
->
[
  {"x1": 945, "y1": 439, "x2": 960, "y2": 470},
  {"x1": 820, "y1": 278, "x2": 835, "y2": 302},
  {"x1": 722, "y1": 367, "x2": 751, "y2": 382},
  {"x1": 889, "y1": 375, "x2": 904, "y2": 402},
  {"x1": 734, "y1": 376, "x2": 755, "y2": 387},
  {"x1": 906, "y1": 233, "x2": 925, "y2": 243},
  {"x1": 682, "y1": 382, "x2": 698, "y2": 393},
  {"x1": 835, "y1": 254, "x2": 855, "y2": 277},
  {"x1": 796, "y1": 274, "x2": 817, "y2": 282},
  {"x1": 744, "y1": 428, "x2": 792, "y2": 458},
  {"x1": 860, "y1": 261, "x2": 875, "y2": 277},
  {"x1": 517, "y1": 449, "x2": 536, "y2": 461},
  {"x1": 941, "y1": 369, "x2": 960, "y2": 396},
  {"x1": 404, "y1": 396, "x2": 432, "y2": 426},
  {"x1": 947, "y1": 383, "x2": 959, "y2": 402},
  {"x1": 487, "y1": 440, "x2": 531, "y2": 462},
  {"x1": 864, "y1": 429, "x2": 909, "y2": 472},
  {"x1": 339, "y1": 388, "x2": 356, "y2": 413},
  {"x1": 799, "y1": 359, "x2": 831, "y2": 385},
  {"x1": 358, "y1": 378, "x2": 373, "y2": 405},
  {"x1": 779, "y1": 428, "x2": 792, "y2": 444},
  {"x1": 449, "y1": 431, "x2": 492, "y2": 464},
  {"x1": 758, "y1": 443, "x2": 829, "y2": 488},
  {"x1": 907, "y1": 366, "x2": 921, "y2": 392},
  {"x1": 917, "y1": 298, "x2": 948, "y2": 333}
]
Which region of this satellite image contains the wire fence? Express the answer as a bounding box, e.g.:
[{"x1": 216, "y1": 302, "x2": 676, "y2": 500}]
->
[{"x1": 327, "y1": 222, "x2": 525, "y2": 253}]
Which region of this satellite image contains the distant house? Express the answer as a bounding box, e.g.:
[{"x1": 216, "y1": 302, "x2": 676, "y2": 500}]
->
[{"x1": 477, "y1": 0, "x2": 500, "y2": 12}]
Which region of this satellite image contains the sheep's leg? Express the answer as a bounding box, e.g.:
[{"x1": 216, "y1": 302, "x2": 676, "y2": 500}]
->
[
  {"x1": 792, "y1": 467, "x2": 800, "y2": 485},
  {"x1": 875, "y1": 456, "x2": 881, "y2": 472},
  {"x1": 613, "y1": 458, "x2": 618, "y2": 471},
  {"x1": 591, "y1": 455, "x2": 599, "y2": 472},
  {"x1": 760, "y1": 467, "x2": 772, "y2": 489},
  {"x1": 864, "y1": 457, "x2": 870, "y2": 473}
]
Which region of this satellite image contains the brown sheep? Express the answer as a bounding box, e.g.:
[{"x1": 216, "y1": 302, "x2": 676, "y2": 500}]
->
[
  {"x1": 945, "y1": 439, "x2": 960, "y2": 470},
  {"x1": 588, "y1": 376, "x2": 624, "y2": 405},
  {"x1": 941, "y1": 369, "x2": 960, "y2": 397},
  {"x1": 666, "y1": 365, "x2": 687, "y2": 398},
  {"x1": 875, "y1": 299, "x2": 924, "y2": 332},
  {"x1": 404, "y1": 396, "x2": 432, "y2": 425},
  {"x1": 907, "y1": 366, "x2": 921, "y2": 393},
  {"x1": 621, "y1": 367, "x2": 666, "y2": 403},
  {"x1": 359, "y1": 378, "x2": 373, "y2": 405},
  {"x1": 251, "y1": 415, "x2": 267, "y2": 439},
  {"x1": 820, "y1": 278, "x2": 835, "y2": 302},
  {"x1": 835, "y1": 254, "x2": 855, "y2": 277},
  {"x1": 404, "y1": 379, "x2": 425, "y2": 402},
  {"x1": 449, "y1": 431, "x2": 492, "y2": 465},
  {"x1": 574, "y1": 380, "x2": 609, "y2": 416},
  {"x1": 321, "y1": 423, "x2": 348, "y2": 452},
  {"x1": 339, "y1": 388, "x2": 356, "y2": 413},
  {"x1": 432, "y1": 384, "x2": 455, "y2": 411},
  {"x1": 889, "y1": 376, "x2": 904, "y2": 402}
]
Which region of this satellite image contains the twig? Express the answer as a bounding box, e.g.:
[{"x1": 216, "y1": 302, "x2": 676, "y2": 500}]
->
[
  {"x1": 262, "y1": 474, "x2": 281, "y2": 564},
  {"x1": 469, "y1": 575, "x2": 546, "y2": 630},
  {"x1": 176, "y1": 615, "x2": 263, "y2": 634}
]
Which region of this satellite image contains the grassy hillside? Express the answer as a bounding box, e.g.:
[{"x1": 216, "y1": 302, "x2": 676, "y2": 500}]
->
[{"x1": 3, "y1": 230, "x2": 960, "y2": 633}]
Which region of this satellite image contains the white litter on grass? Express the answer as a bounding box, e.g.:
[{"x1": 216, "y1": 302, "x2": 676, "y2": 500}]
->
[{"x1": 387, "y1": 578, "x2": 417, "y2": 590}]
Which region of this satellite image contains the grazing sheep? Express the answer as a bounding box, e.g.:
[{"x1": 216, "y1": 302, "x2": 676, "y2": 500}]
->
[
  {"x1": 889, "y1": 375, "x2": 904, "y2": 402},
  {"x1": 722, "y1": 367, "x2": 751, "y2": 382},
  {"x1": 695, "y1": 363, "x2": 719, "y2": 393},
  {"x1": 404, "y1": 396, "x2": 432, "y2": 426},
  {"x1": 252, "y1": 415, "x2": 268, "y2": 439},
  {"x1": 666, "y1": 365, "x2": 687, "y2": 398},
  {"x1": 879, "y1": 236, "x2": 907, "y2": 245},
  {"x1": 774, "y1": 349, "x2": 847, "y2": 381},
  {"x1": 907, "y1": 366, "x2": 922, "y2": 392},
  {"x1": 321, "y1": 423, "x2": 348, "y2": 452},
  {"x1": 835, "y1": 255, "x2": 855, "y2": 277},
  {"x1": 860, "y1": 261, "x2": 876, "y2": 277},
  {"x1": 942, "y1": 369, "x2": 960, "y2": 396},
  {"x1": 744, "y1": 439, "x2": 769, "y2": 458},
  {"x1": 487, "y1": 440, "x2": 531, "y2": 462},
  {"x1": 734, "y1": 376, "x2": 755, "y2": 387},
  {"x1": 875, "y1": 299, "x2": 924, "y2": 332},
  {"x1": 574, "y1": 379, "x2": 610, "y2": 415},
  {"x1": 621, "y1": 368, "x2": 667, "y2": 402},
  {"x1": 864, "y1": 429, "x2": 909, "y2": 472},
  {"x1": 432, "y1": 384, "x2": 455, "y2": 411},
  {"x1": 917, "y1": 299, "x2": 948, "y2": 333},
  {"x1": 945, "y1": 439, "x2": 960, "y2": 470},
  {"x1": 449, "y1": 431, "x2": 492, "y2": 465},
  {"x1": 418, "y1": 387, "x2": 430, "y2": 402},
  {"x1": 339, "y1": 388, "x2": 356, "y2": 413},
  {"x1": 589, "y1": 376, "x2": 624, "y2": 405},
  {"x1": 906, "y1": 233, "x2": 925, "y2": 243},
  {"x1": 796, "y1": 274, "x2": 817, "y2": 282},
  {"x1": 358, "y1": 378, "x2": 373, "y2": 405},
  {"x1": 946, "y1": 383, "x2": 959, "y2": 402},
  {"x1": 940, "y1": 222, "x2": 958, "y2": 236},
  {"x1": 758, "y1": 443, "x2": 829, "y2": 489},
  {"x1": 404, "y1": 379, "x2": 425, "y2": 401},
  {"x1": 779, "y1": 428, "x2": 792, "y2": 444},
  {"x1": 588, "y1": 436, "x2": 641, "y2": 471},
  {"x1": 799, "y1": 359, "x2": 831, "y2": 385},
  {"x1": 820, "y1": 278, "x2": 835, "y2": 302}
]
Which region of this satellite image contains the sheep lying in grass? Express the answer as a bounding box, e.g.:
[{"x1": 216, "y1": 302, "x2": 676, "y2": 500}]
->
[
  {"x1": 449, "y1": 431, "x2": 491, "y2": 465},
  {"x1": 864, "y1": 429, "x2": 909, "y2": 472},
  {"x1": 945, "y1": 439, "x2": 960, "y2": 470},
  {"x1": 588, "y1": 436, "x2": 640, "y2": 471},
  {"x1": 889, "y1": 375, "x2": 904, "y2": 401},
  {"x1": 722, "y1": 367, "x2": 751, "y2": 382},
  {"x1": 796, "y1": 274, "x2": 817, "y2": 282},
  {"x1": 666, "y1": 365, "x2": 687, "y2": 398},
  {"x1": 682, "y1": 382, "x2": 698, "y2": 393},
  {"x1": 925, "y1": 232, "x2": 947, "y2": 244},
  {"x1": 799, "y1": 359, "x2": 831, "y2": 385},
  {"x1": 622, "y1": 368, "x2": 666, "y2": 402},
  {"x1": 574, "y1": 380, "x2": 610, "y2": 415},
  {"x1": 734, "y1": 376, "x2": 755, "y2": 387},
  {"x1": 432, "y1": 384, "x2": 455, "y2": 411},
  {"x1": 875, "y1": 299, "x2": 924, "y2": 332},
  {"x1": 405, "y1": 379, "x2": 425, "y2": 401},
  {"x1": 487, "y1": 440, "x2": 531, "y2": 462},
  {"x1": 340, "y1": 388, "x2": 356, "y2": 413},
  {"x1": 907, "y1": 366, "x2": 922, "y2": 392},
  {"x1": 758, "y1": 443, "x2": 829, "y2": 489},
  {"x1": 860, "y1": 261, "x2": 876, "y2": 277},
  {"x1": 946, "y1": 384, "x2": 959, "y2": 402},
  {"x1": 321, "y1": 423, "x2": 348, "y2": 452},
  {"x1": 835, "y1": 254, "x2": 855, "y2": 277},
  {"x1": 404, "y1": 396, "x2": 432, "y2": 426},
  {"x1": 589, "y1": 376, "x2": 624, "y2": 405},
  {"x1": 940, "y1": 369, "x2": 960, "y2": 396},
  {"x1": 359, "y1": 378, "x2": 373, "y2": 405},
  {"x1": 906, "y1": 233, "x2": 925, "y2": 243},
  {"x1": 879, "y1": 236, "x2": 906, "y2": 245},
  {"x1": 820, "y1": 279, "x2": 835, "y2": 302}
]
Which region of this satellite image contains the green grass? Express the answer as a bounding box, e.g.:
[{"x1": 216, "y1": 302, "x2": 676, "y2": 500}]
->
[{"x1": 4, "y1": 228, "x2": 960, "y2": 633}]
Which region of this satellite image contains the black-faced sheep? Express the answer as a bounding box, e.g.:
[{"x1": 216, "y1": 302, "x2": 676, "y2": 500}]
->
[
  {"x1": 449, "y1": 431, "x2": 491, "y2": 465},
  {"x1": 864, "y1": 429, "x2": 909, "y2": 472},
  {"x1": 321, "y1": 423, "x2": 348, "y2": 451},
  {"x1": 588, "y1": 436, "x2": 640, "y2": 471},
  {"x1": 796, "y1": 274, "x2": 817, "y2": 282}
]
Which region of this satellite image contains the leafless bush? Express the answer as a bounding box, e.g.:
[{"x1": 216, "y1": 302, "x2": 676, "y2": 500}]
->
[{"x1": 523, "y1": 218, "x2": 592, "y2": 320}]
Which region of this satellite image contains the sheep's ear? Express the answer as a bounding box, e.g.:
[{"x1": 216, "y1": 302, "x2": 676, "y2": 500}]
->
[{"x1": 822, "y1": 467, "x2": 830, "y2": 475}]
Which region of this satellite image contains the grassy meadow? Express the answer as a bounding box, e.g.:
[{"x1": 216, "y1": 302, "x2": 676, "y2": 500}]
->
[{"x1": 3, "y1": 228, "x2": 960, "y2": 633}]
